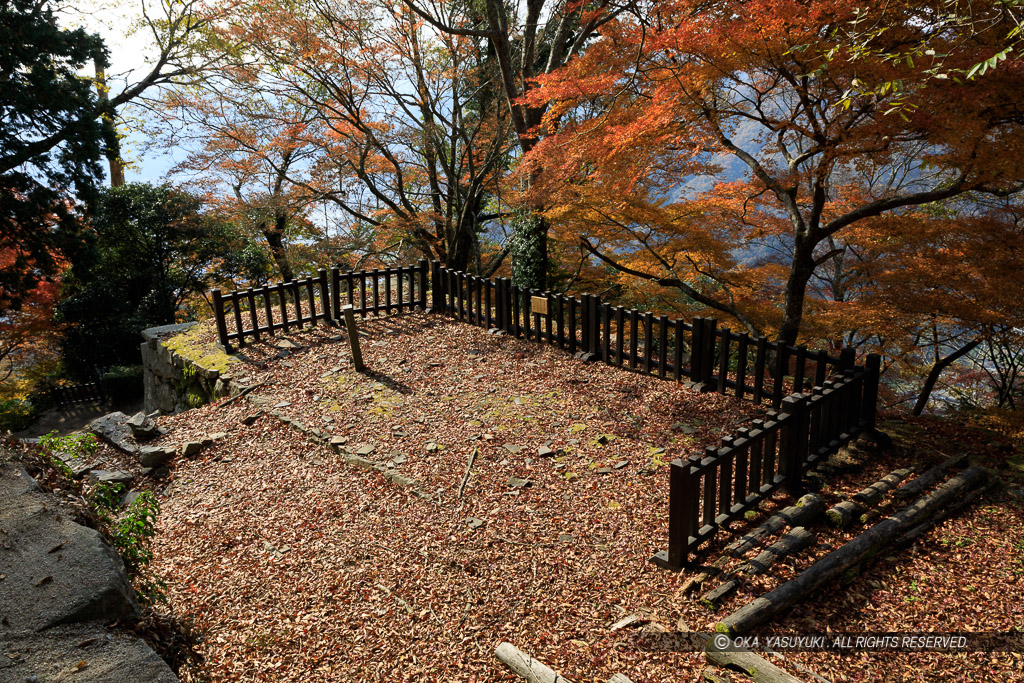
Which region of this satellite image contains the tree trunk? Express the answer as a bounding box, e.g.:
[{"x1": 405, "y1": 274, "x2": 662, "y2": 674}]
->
[
  {"x1": 913, "y1": 339, "x2": 981, "y2": 415},
  {"x1": 495, "y1": 642, "x2": 572, "y2": 683},
  {"x1": 777, "y1": 240, "x2": 816, "y2": 346},
  {"x1": 262, "y1": 214, "x2": 294, "y2": 282}
]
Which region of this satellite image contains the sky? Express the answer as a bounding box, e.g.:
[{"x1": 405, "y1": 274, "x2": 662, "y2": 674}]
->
[{"x1": 60, "y1": 0, "x2": 184, "y2": 184}]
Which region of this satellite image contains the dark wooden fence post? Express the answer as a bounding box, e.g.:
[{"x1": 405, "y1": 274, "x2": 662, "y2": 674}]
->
[
  {"x1": 585, "y1": 294, "x2": 593, "y2": 352},
  {"x1": 651, "y1": 458, "x2": 691, "y2": 571},
  {"x1": 698, "y1": 318, "x2": 718, "y2": 390},
  {"x1": 318, "y1": 268, "x2": 333, "y2": 323},
  {"x1": 862, "y1": 353, "x2": 881, "y2": 430},
  {"x1": 418, "y1": 259, "x2": 429, "y2": 309},
  {"x1": 779, "y1": 393, "x2": 810, "y2": 494},
  {"x1": 331, "y1": 267, "x2": 342, "y2": 319},
  {"x1": 211, "y1": 289, "x2": 231, "y2": 352}
]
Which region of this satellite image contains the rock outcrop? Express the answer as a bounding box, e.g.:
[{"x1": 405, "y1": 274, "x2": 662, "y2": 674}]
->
[{"x1": 0, "y1": 461, "x2": 177, "y2": 681}]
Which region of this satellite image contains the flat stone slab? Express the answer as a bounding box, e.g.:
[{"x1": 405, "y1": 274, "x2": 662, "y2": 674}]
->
[
  {"x1": 88, "y1": 412, "x2": 137, "y2": 456},
  {"x1": 87, "y1": 470, "x2": 133, "y2": 487},
  {"x1": 0, "y1": 463, "x2": 140, "y2": 638}
]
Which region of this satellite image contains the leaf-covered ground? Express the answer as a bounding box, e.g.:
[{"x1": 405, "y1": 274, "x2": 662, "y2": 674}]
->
[{"x1": 139, "y1": 312, "x2": 1023, "y2": 682}]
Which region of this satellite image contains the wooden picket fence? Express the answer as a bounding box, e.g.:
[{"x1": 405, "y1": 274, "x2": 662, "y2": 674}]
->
[
  {"x1": 44, "y1": 381, "x2": 106, "y2": 408},
  {"x1": 211, "y1": 261, "x2": 429, "y2": 351},
  {"x1": 428, "y1": 263, "x2": 880, "y2": 569},
  {"x1": 430, "y1": 264, "x2": 878, "y2": 409}
]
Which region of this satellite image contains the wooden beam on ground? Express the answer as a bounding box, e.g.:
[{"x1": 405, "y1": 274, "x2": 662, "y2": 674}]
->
[
  {"x1": 495, "y1": 642, "x2": 573, "y2": 683},
  {"x1": 726, "y1": 494, "x2": 824, "y2": 558},
  {"x1": 702, "y1": 527, "x2": 816, "y2": 609},
  {"x1": 893, "y1": 453, "x2": 968, "y2": 502},
  {"x1": 716, "y1": 467, "x2": 989, "y2": 635},
  {"x1": 826, "y1": 468, "x2": 912, "y2": 528}
]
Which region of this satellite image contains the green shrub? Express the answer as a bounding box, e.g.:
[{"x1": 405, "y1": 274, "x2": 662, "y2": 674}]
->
[{"x1": 0, "y1": 398, "x2": 38, "y2": 433}]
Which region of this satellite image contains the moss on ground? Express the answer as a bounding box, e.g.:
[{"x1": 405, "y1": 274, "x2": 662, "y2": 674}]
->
[{"x1": 163, "y1": 322, "x2": 239, "y2": 375}]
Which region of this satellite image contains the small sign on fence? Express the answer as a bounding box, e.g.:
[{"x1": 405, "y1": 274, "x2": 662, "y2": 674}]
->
[{"x1": 530, "y1": 296, "x2": 549, "y2": 316}]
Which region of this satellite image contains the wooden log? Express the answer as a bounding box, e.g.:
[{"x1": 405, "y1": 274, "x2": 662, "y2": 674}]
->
[
  {"x1": 342, "y1": 305, "x2": 365, "y2": 373},
  {"x1": 725, "y1": 494, "x2": 824, "y2": 558},
  {"x1": 704, "y1": 649, "x2": 804, "y2": 683},
  {"x1": 494, "y1": 642, "x2": 573, "y2": 683},
  {"x1": 826, "y1": 467, "x2": 913, "y2": 528},
  {"x1": 716, "y1": 466, "x2": 989, "y2": 635},
  {"x1": 893, "y1": 453, "x2": 968, "y2": 501},
  {"x1": 701, "y1": 527, "x2": 815, "y2": 609}
]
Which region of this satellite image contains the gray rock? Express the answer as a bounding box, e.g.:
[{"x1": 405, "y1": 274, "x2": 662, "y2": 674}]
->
[
  {"x1": 503, "y1": 444, "x2": 522, "y2": 454},
  {"x1": 507, "y1": 477, "x2": 532, "y2": 489},
  {"x1": 596, "y1": 467, "x2": 614, "y2": 475},
  {"x1": 354, "y1": 444, "x2": 375, "y2": 456},
  {"x1": 88, "y1": 470, "x2": 133, "y2": 487},
  {"x1": 0, "y1": 623, "x2": 178, "y2": 682},
  {"x1": 121, "y1": 490, "x2": 141, "y2": 508},
  {"x1": 55, "y1": 452, "x2": 95, "y2": 480},
  {"x1": 467, "y1": 517, "x2": 485, "y2": 529},
  {"x1": 275, "y1": 339, "x2": 302, "y2": 350},
  {"x1": 613, "y1": 460, "x2": 629, "y2": 470},
  {"x1": 181, "y1": 441, "x2": 203, "y2": 457},
  {"x1": 537, "y1": 445, "x2": 558, "y2": 457},
  {"x1": 241, "y1": 412, "x2": 262, "y2": 426},
  {"x1": 136, "y1": 446, "x2": 175, "y2": 468},
  {"x1": 126, "y1": 412, "x2": 158, "y2": 440},
  {"x1": 424, "y1": 442, "x2": 439, "y2": 453},
  {"x1": 0, "y1": 463, "x2": 140, "y2": 638},
  {"x1": 88, "y1": 412, "x2": 137, "y2": 456}
]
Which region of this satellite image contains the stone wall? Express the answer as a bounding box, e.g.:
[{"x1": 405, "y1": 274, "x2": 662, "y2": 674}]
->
[{"x1": 140, "y1": 323, "x2": 231, "y2": 414}]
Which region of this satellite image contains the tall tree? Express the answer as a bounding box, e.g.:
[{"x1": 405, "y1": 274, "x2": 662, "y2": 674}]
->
[
  {"x1": 401, "y1": 0, "x2": 636, "y2": 288},
  {"x1": 521, "y1": 0, "x2": 1024, "y2": 344},
  {"x1": 57, "y1": 183, "x2": 235, "y2": 377}
]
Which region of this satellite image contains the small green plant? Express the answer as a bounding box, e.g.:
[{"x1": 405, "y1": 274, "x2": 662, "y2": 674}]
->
[
  {"x1": 38, "y1": 431, "x2": 98, "y2": 478},
  {"x1": 39, "y1": 430, "x2": 99, "y2": 458},
  {"x1": 87, "y1": 478, "x2": 165, "y2": 604}
]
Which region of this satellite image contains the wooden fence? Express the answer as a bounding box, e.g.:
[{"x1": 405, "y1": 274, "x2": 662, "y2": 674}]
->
[
  {"x1": 430, "y1": 264, "x2": 877, "y2": 409},
  {"x1": 211, "y1": 261, "x2": 429, "y2": 351},
  {"x1": 650, "y1": 364, "x2": 879, "y2": 570},
  {"x1": 44, "y1": 381, "x2": 106, "y2": 407},
  {"x1": 209, "y1": 259, "x2": 881, "y2": 569}
]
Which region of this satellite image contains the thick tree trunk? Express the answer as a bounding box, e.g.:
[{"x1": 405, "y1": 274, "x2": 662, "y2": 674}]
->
[
  {"x1": 262, "y1": 214, "x2": 294, "y2": 282},
  {"x1": 717, "y1": 467, "x2": 988, "y2": 635},
  {"x1": 777, "y1": 240, "x2": 816, "y2": 346}
]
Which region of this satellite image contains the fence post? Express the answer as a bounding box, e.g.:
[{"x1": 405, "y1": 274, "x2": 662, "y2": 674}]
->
[
  {"x1": 839, "y1": 347, "x2": 856, "y2": 372},
  {"x1": 690, "y1": 317, "x2": 704, "y2": 383},
  {"x1": 650, "y1": 458, "x2": 690, "y2": 571},
  {"x1": 211, "y1": 289, "x2": 231, "y2": 352},
  {"x1": 418, "y1": 259, "x2": 429, "y2": 309},
  {"x1": 779, "y1": 393, "x2": 809, "y2": 494},
  {"x1": 589, "y1": 294, "x2": 602, "y2": 356},
  {"x1": 331, "y1": 267, "x2": 342, "y2": 319},
  {"x1": 318, "y1": 268, "x2": 333, "y2": 323},
  {"x1": 429, "y1": 261, "x2": 442, "y2": 311},
  {"x1": 862, "y1": 353, "x2": 881, "y2": 430},
  {"x1": 699, "y1": 318, "x2": 718, "y2": 390},
  {"x1": 585, "y1": 294, "x2": 593, "y2": 356}
]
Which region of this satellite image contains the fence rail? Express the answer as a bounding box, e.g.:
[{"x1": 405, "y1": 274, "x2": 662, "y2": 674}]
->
[{"x1": 211, "y1": 261, "x2": 429, "y2": 351}]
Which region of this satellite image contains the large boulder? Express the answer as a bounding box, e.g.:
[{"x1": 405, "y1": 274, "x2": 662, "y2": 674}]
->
[
  {"x1": 0, "y1": 464, "x2": 140, "y2": 636},
  {"x1": 0, "y1": 461, "x2": 178, "y2": 681}
]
